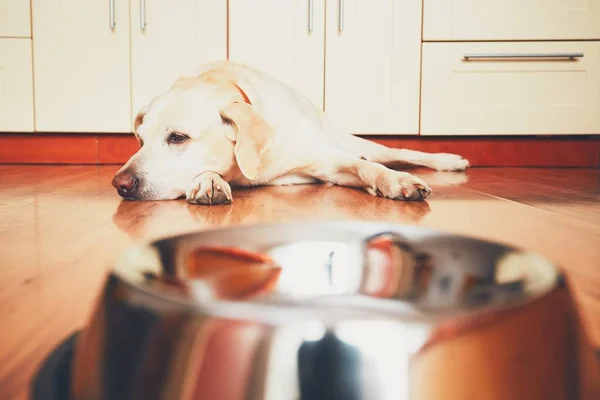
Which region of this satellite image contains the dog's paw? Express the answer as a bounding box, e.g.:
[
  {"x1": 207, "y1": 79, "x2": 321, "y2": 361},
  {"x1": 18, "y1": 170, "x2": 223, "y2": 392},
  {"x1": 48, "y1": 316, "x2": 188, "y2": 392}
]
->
[
  {"x1": 186, "y1": 172, "x2": 232, "y2": 205},
  {"x1": 367, "y1": 172, "x2": 432, "y2": 201},
  {"x1": 430, "y1": 153, "x2": 470, "y2": 171}
]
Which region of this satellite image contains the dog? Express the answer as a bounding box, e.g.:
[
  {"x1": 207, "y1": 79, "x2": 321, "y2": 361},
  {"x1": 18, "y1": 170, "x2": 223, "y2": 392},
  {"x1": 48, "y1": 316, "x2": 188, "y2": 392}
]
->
[{"x1": 112, "y1": 60, "x2": 469, "y2": 205}]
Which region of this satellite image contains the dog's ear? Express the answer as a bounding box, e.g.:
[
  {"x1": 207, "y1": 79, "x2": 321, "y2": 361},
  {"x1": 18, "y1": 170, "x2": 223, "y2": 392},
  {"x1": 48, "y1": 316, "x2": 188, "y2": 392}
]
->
[
  {"x1": 133, "y1": 104, "x2": 149, "y2": 147},
  {"x1": 220, "y1": 101, "x2": 275, "y2": 181},
  {"x1": 133, "y1": 101, "x2": 151, "y2": 133},
  {"x1": 134, "y1": 110, "x2": 145, "y2": 133}
]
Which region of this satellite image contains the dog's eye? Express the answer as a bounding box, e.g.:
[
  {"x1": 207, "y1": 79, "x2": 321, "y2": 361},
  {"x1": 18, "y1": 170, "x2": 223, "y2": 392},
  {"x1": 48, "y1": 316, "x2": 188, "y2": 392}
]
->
[
  {"x1": 167, "y1": 132, "x2": 189, "y2": 144},
  {"x1": 220, "y1": 112, "x2": 234, "y2": 126}
]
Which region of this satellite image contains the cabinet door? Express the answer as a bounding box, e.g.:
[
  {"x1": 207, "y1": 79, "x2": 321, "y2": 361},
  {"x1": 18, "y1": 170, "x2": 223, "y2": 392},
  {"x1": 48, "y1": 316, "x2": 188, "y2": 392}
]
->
[
  {"x1": 228, "y1": 0, "x2": 325, "y2": 109},
  {"x1": 0, "y1": 39, "x2": 34, "y2": 132},
  {"x1": 0, "y1": 0, "x2": 31, "y2": 37},
  {"x1": 420, "y1": 42, "x2": 600, "y2": 135},
  {"x1": 32, "y1": 0, "x2": 131, "y2": 132},
  {"x1": 130, "y1": 0, "x2": 227, "y2": 126},
  {"x1": 424, "y1": 0, "x2": 600, "y2": 41},
  {"x1": 325, "y1": 0, "x2": 422, "y2": 135}
]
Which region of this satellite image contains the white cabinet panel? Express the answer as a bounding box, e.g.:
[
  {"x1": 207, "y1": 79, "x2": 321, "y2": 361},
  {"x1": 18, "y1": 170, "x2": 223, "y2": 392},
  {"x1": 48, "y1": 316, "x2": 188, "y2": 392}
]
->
[
  {"x1": 130, "y1": 0, "x2": 227, "y2": 126},
  {"x1": 324, "y1": 0, "x2": 422, "y2": 135},
  {"x1": 32, "y1": 0, "x2": 131, "y2": 132},
  {"x1": 229, "y1": 0, "x2": 325, "y2": 109},
  {"x1": 0, "y1": 0, "x2": 31, "y2": 37},
  {"x1": 421, "y1": 42, "x2": 600, "y2": 135},
  {"x1": 424, "y1": 0, "x2": 600, "y2": 41},
  {"x1": 0, "y1": 39, "x2": 34, "y2": 132}
]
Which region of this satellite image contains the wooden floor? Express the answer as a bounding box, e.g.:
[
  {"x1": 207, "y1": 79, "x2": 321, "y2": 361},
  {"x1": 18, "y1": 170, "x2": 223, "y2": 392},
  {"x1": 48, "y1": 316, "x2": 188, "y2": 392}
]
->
[{"x1": 1, "y1": 165, "x2": 599, "y2": 399}]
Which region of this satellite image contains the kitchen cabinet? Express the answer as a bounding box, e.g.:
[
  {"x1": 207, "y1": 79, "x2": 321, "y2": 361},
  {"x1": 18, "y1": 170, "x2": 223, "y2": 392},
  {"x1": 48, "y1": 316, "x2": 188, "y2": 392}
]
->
[
  {"x1": 0, "y1": 39, "x2": 34, "y2": 132},
  {"x1": 424, "y1": 0, "x2": 600, "y2": 41},
  {"x1": 0, "y1": 0, "x2": 31, "y2": 37},
  {"x1": 420, "y1": 42, "x2": 600, "y2": 135},
  {"x1": 130, "y1": 0, "x2": 227, "y2": 125},
  {"x1": 228, "y1": 0, "x2": 325, "y2": 110},
  {"x1": 10, "y1": 0, "x2": 595, "y2": 138},
  {"x1": 324, "y1": 0, "x2": 422, "y2": 135},
  {"x1": 32, "y1": 0, "x2": 131, "y2": 132}
]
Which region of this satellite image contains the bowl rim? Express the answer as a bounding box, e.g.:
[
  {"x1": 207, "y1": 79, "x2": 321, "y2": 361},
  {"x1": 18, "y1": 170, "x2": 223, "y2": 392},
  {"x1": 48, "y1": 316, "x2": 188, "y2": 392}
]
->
[{"x1": 110, "y1": 219, "x2": 563, "y2": 328}]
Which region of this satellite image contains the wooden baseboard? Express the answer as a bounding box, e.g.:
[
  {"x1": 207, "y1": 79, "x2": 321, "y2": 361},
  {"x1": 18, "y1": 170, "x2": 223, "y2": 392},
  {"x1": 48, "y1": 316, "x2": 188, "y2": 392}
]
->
[
  {"x1": 0, "y1": 133, "x2": 599, "y2": 167},
  {"x1": 363, "y1": 136, "x2": 600, "y2": 168}
]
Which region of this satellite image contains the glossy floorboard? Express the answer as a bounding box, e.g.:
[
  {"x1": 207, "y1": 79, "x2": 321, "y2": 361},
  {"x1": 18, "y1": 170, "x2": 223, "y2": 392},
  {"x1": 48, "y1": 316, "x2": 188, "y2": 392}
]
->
[{"x1": 1, "y1": 165, "x2": 599, "y2": 399}]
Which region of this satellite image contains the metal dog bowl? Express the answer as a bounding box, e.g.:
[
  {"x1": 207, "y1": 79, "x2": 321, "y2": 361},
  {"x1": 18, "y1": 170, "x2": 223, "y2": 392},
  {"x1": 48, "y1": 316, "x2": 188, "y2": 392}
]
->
[{"x1": 34, "y1": 221, "x2": 599, "y2": 399}]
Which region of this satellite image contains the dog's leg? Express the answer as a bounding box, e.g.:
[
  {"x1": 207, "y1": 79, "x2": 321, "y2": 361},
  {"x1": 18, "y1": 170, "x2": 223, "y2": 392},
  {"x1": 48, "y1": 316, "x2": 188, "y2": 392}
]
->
[
  {"x1": 331, "y1": 133, "x2": 470, "y2": 171},
  {"x1": 311, "y1": 153, "x2": 432, "y2": 201},
  {"x1": 186, "y1": 171, "x2": 232, "y2": 205}
]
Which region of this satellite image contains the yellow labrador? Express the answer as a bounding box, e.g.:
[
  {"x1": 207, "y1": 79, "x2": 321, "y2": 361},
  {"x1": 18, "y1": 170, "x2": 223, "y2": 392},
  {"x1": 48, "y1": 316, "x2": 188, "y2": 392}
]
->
[{"x1": 112, "y1": 61, "x2": 469, "y2": 204}]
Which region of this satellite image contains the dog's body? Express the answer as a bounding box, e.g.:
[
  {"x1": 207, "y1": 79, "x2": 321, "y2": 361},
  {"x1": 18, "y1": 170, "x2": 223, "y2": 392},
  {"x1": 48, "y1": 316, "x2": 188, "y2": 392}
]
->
[{"x1": 112, "y1": 60, "x2": 469, "y2": 204}]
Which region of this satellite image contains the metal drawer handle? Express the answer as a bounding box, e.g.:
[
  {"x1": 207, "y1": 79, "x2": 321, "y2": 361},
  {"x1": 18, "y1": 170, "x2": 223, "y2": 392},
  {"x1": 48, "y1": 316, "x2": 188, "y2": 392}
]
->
[
  {"x1": 463, "y1": 53, "x2": 584, "y2": 60},
  {"x1": 109, "y1": 0, "x2": 115, "y2": 29},
  {"x1": 140, "y1": 0, "x2": 147, "y2": 30},
  {"x1": 308, "y1": 0, "x2": 314, "y2": 32}
]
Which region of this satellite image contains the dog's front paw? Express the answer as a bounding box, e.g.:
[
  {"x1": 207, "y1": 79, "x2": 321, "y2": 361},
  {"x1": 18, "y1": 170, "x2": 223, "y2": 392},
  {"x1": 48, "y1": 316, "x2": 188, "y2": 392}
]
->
[
  {"x1": 186, "y1": 172, "x2": 232, "y2": 205},
  {"x1": 368, "y1": 172, "x2": 432, "y2": 201}
]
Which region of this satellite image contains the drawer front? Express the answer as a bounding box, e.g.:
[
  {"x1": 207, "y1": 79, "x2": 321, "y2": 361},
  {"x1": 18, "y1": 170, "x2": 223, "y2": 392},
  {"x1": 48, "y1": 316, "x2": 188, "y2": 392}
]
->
[
  {"x1": 424, "y1": 0, "x2": 600, "y2": 41},
  {"x1": 0, "y1": 0, "x2": 31, "y2": 37},
  {"x1": 420, "y1": 42, "x2": 600, "y2": 136},
  {"x1": 0, "y1": 39, "x2": 34, "y2": 132}
]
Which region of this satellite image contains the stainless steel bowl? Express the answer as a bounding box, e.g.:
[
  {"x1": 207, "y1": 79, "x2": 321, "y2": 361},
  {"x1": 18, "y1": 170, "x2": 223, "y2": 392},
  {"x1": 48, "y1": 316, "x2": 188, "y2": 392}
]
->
[{"x1": 69, "y1": 221, "x2": 600, "y2": 400}]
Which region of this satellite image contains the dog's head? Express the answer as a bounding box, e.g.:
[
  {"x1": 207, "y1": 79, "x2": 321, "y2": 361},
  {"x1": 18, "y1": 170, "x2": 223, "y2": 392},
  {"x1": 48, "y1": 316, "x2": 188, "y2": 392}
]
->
[{"x1": 111, "y1": 70, "x2": 275, "y2": 201}]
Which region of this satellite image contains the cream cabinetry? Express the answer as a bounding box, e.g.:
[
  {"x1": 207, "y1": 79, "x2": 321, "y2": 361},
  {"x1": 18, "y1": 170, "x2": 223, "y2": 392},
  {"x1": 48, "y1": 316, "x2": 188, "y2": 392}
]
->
[
  {"x1": 0, "y1": 39, "x2": 34, "y2": 132},
  {"x1": 0, "y1": 0, "x2": 31, "y2": 37},
  {"x1": 32, "y1": 0, "x2": 131, "y2": 132},
  {"x1": 324, "y1": 0, "x2": 421, "y2": 135},
  {"x1": 228, "y1": 0, "x2": 325, "y2": 110},
  {"x1": 0, "y1": 0, "x2": 34, "y2": 132},
  {"x1": 420, "y1": 42, "x2": 600, "y2": 136},
  {"x1": 420, "y1": 1, "x2": 600, "y2": 136},
  {"x1": 3, "y1": 0, "x2": 597, "y2": 136},
  {"x1": 130, "y1": 0, "x2": 227, "y2": 125},
  {"x1": 229, "y1": 0, "x2": 421, "y2": 135},
  {"x1": 424, "y1": 0, "x2": 600, "y2": 41},
  {"x1": 31, "y1": 0, "x2": 226, "y2": 133}
]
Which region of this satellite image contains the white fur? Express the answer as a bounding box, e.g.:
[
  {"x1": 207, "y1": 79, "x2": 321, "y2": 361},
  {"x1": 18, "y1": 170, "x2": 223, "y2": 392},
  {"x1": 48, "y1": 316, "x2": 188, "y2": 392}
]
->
[{"x1": 113, "y1": 61, "x2": 469, "y2": 203}]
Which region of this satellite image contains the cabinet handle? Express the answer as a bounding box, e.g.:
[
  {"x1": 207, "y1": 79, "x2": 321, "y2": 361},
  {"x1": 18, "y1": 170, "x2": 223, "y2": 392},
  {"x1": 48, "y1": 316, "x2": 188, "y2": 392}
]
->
[
  {"x1": 463, "y1": 53, "x2": 584, "y2": 60},
  {"x1": 338, "y1": 0, "x2": 345, "y2": 31},
  {"x1": 109, "y1": 0, "x2": 115, "y2": 29},
  {"x1": 308, "y1": 0, "x2": 314, "y2": 32},
  {"x1": 140, "y1": 0, "x2": 147, "y2": 30}
]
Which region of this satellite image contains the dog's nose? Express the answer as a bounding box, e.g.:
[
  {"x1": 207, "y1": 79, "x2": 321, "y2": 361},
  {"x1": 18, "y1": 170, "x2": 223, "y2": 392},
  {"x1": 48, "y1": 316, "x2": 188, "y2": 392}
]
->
[{"x1": 111, "y1": 171, "x2": 139, "y2": 198}]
